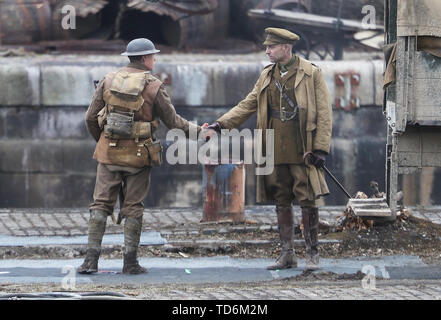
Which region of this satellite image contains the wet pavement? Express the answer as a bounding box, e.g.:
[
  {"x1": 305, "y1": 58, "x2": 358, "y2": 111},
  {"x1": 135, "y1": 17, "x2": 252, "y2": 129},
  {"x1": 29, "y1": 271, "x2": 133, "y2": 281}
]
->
[
  {"x1": 0, "y1": 231, "x2": 167, "y2": 246},
  {"x1": 0, "y1": 255, "x2": 439, "y2": 286}
]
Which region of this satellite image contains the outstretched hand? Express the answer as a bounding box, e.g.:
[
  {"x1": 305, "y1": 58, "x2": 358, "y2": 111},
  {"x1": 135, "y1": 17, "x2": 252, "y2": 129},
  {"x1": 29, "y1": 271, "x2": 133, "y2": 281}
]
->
[{"x1": 202, "y1": 122, "x2": 222, "y2": 141}]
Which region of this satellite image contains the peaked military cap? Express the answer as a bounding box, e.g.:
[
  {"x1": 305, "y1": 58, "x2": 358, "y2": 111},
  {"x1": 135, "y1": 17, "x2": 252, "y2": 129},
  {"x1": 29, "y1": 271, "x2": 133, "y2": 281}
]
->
[{"x1": 263, "y1": 27, "x2": 300, "y2": 45}]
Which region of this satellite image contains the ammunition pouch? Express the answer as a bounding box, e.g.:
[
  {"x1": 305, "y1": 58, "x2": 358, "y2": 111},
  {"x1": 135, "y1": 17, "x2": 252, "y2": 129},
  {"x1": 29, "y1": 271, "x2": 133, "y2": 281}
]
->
[
  {"x1": 104, "y1": 120, "x2": 155, "y2": 140},
  {"x1": 107, "y1": 140, "x2": 150, "y2": 168},
  {"x1": 97, "y1": 107, "x2": 107, "y2": 129},
  {"x1": 144, "y1": 138, "x2": 163, "y2": 167},
  {"x1": 104, "y1": 111, "x2": 135, "y2": 138},
  {"x1": 107, "y1": 138, "x2": 163, "y2": 168}
]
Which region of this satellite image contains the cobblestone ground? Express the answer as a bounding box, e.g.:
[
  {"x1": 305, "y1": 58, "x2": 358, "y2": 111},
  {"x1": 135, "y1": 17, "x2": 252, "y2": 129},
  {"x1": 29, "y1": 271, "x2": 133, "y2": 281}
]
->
[
  {"x1": 135, "y1": 280, "x2": 441, "y2": 300},
  {"x1": 2, "y1": 280, "x2": 440, "y2": 300},
  {"x1": 0, "y1": 206, "x2": 440, "y2": 237}
]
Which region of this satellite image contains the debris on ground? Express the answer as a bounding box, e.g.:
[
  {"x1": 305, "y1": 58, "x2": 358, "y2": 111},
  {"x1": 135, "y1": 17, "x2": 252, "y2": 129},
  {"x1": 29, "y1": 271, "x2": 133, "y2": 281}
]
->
[
  {"x1": 288, "y1": 270, "x2": 368, "y2": 282},
  {"x1": 336, "y1": 192, "x2": 374, "y2": 232},
  {"x1": 336, "y1": 207, "x2": 374, "y2": 232},
  {"x1": 396, "y1": 207, "x2": 412, "y2": 222},
  {"x1": 335, "y1": 190, "x2": 414, "y2": 232}
]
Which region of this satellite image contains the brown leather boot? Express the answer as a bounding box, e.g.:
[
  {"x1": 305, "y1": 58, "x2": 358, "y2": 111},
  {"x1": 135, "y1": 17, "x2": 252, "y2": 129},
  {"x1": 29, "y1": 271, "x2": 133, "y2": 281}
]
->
[
  {"x1": 302, "y1": 207, "x2": 320, "y2": 271},
  {"x1": 77, "y1": 248, "x2": 100, "y2": 274},
  {"x1": 78, "y1": 210, "x2": 108, "y2": 274},
  {"x1": 123, "y1": 216, "x2": 147, "y2": 274},
  {"x1": 267, "y1": 206, "x2": 298, "y2": 270},
  {"x1": 123, "y1": 251, "x2": 147, "y2": 274}
]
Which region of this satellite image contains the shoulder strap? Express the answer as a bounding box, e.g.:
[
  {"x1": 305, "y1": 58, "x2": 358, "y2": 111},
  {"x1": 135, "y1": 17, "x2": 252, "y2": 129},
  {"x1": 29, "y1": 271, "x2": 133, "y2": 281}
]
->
[{"x1": 274, "y1": 79, "x2": 297, "y2": 110}]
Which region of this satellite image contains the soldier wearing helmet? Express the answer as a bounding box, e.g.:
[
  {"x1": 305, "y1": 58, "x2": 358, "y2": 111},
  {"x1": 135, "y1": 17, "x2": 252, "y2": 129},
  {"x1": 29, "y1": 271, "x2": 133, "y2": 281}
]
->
[{"x1": 79, "y1": 38, "x2": 201, "y2": 275}]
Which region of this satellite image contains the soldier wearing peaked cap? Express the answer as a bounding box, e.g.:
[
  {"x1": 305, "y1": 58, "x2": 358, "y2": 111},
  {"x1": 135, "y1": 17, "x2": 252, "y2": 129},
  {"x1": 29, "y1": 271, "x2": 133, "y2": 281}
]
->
[
  {"x1": 205, "y1": 27, "x2": 333, "y2": 271},
  {"x1": 79, "y1": 38, "x2": 202, "y2": 275},
  {"x1": 262, "y1": 27, "x2": 300, "y2": 45}
]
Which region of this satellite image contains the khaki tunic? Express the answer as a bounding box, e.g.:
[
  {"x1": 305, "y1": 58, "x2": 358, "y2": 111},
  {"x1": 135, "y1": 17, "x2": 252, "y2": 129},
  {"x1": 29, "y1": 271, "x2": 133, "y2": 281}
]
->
[
  {"x1": 86, "y1": 62, "x2": 200, "y2": 165},
  {"x1": 85, "y1": 62, "x2": 200, "y2": 216},
  {"x1": 217, "y1": 56, "x2": 333, "y2": 204},
  {"x1": 268, "y1": 59, "x2": 304, "y2": 164}
]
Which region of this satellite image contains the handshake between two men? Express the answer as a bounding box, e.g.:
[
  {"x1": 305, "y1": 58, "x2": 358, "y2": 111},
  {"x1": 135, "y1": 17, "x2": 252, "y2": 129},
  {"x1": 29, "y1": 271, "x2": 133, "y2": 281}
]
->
[{"x1": 201, "y1": 122, "x2": 327, "y2": 170}]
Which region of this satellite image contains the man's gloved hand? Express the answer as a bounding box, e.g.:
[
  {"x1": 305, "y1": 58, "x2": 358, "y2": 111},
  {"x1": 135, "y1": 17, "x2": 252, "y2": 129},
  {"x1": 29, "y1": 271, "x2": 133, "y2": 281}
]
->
[
  {"x1": 205, "y1": 122, "x2": 222, "y2": 133},
  {"x1": 203, "y1": 122, "x2": 222, "y2": 141},
  {"x1": 303, "y1": 150, "x2": 327, "y2": 168}
]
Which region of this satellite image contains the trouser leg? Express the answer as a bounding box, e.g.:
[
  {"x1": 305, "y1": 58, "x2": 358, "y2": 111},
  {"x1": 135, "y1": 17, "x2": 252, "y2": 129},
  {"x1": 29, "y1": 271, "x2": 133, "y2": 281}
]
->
[
  {"x1": 89, "y1": 163, "x2": 123, "y2": 214},
  {"x1": 119, "y1": 166, "x2": 151, "y2": 219}
]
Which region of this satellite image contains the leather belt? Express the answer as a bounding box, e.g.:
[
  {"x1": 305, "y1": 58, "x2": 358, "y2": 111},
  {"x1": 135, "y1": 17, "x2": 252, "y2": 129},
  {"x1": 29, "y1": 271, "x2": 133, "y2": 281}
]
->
[{"x1": 269, "y1": 109, "x2": 297, "y2": 121}]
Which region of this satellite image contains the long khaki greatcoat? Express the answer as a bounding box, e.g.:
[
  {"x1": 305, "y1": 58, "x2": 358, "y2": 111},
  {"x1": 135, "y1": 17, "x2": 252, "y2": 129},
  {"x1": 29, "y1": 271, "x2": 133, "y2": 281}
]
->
[{"x1": 217, "y1": 57, "x2": 333, "y2": 204}]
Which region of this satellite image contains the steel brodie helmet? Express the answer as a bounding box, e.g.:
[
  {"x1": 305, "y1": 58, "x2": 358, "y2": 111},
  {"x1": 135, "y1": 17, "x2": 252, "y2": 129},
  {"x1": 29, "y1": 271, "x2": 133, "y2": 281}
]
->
[{"x1": 121, "y1": 38, "x2": 160, "y2": 56}]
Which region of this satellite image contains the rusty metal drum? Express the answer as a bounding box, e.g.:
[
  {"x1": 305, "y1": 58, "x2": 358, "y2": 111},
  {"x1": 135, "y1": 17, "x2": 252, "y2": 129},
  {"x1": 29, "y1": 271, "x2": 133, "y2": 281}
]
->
[
  {"x1": 161, "y1": 7, "x2": 228, "y2": 49},
  {"x1": 0, "y1": 0, "x2": 52, "y2": 44},
  {"x1": 202, "y1": 162, "x2": 246, "y2": 223},
  {"x1": 51, "y1": 0, "x2": 105, "y2": 40}
]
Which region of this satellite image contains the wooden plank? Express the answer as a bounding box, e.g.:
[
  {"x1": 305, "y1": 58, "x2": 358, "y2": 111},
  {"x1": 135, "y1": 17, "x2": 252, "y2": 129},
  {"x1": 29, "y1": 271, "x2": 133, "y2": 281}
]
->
[
  {"x1": 348, "y1": 197, "x2": 392, "y2": 217},
  {"x1": 349, "y1": 198, "x2": 389, "y2": 203},
  {"x1": 352, "y1": 208, "x2": 392, "y2": 217},
  {"x1": 397, "y1": 152, "x2": 441, "y2": 167},
  {"x1": 395, "y1": 37, "x2": 410, "y2": 133}
]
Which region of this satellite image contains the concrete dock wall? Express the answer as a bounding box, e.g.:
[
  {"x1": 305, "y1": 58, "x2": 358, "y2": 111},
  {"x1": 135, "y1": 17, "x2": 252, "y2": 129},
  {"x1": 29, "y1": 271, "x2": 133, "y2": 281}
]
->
[{"x1": 0, "y1": 54, "x2": 439, "y2": 207}]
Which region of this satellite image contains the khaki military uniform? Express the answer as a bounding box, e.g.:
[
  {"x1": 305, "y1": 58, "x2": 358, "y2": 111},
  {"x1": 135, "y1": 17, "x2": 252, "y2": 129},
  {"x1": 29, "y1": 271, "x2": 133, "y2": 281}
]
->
[
  {"x1": 217, "y1": 56, "x2": 332, "y2": 207},
  {"x1": 215, "y1": 27, "x2": 332, "y2": 271},
  {"x1": 85, "y1": 62, "x2": 200, "y2": 218},
  {"x1": 217, "y1": 53, "x2": 332, "y2": 270},
  {"x1": 264, "y1": 56, "x2": 315, "y2": 208},
  {"x1": 79, "y1": 38, "x2": 197, "y2": 275}
]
